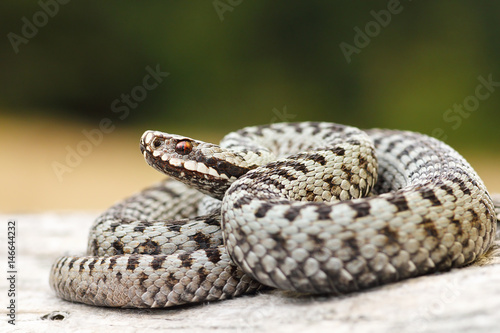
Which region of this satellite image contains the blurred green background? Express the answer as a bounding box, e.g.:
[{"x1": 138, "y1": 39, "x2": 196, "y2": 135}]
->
[{"x1": 1, "y1": 1, "x2": 499, "y2": 212}]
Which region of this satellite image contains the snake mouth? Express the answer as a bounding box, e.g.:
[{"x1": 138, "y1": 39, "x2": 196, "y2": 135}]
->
[
  {"x1": 147, "y1": 151, "x2": 230, "y2": 181},
  {"x1": 140, "y1": 130, "x2": 255, "y2": 183},
  {"x1": 142, "y1": 146, "x2": 235, "y2": 199},
  {"x1": 140, "y1": 130, "x2": 233, "y2": 182}
]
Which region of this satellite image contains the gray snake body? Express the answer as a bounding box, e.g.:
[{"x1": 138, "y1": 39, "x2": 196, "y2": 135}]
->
[{"x1": 50, "y1": 122, "x2": 498, "y2": 308}]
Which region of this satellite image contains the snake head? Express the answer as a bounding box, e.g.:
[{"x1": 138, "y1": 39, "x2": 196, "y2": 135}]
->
[{"x1": 140, "y1": 130, "x2": 250, "y2": 199}]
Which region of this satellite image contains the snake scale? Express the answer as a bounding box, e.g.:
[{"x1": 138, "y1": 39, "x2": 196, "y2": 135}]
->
[{"x1": 50, "y1": 122, "x2": 499, "y2": 308}]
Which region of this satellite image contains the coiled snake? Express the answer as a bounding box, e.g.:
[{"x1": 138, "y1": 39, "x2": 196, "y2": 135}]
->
[{"x1": 50, "y1": 122, "x2": 499, "y2": 308}]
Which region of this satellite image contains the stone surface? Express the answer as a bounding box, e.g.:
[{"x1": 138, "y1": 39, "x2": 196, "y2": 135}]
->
[{"x1": 1, "y1": 212, "x2": 500, "y2": 333}]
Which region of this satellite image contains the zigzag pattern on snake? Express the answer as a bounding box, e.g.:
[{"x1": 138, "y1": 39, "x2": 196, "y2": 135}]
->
[{"x1": 50, "y1": 122, "x2": 498, "y2": 308}]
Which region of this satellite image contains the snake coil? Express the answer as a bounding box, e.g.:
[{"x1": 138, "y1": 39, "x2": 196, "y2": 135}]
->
[{"x1": 50, "y1": 122, "x2": 497, "y2": 308}]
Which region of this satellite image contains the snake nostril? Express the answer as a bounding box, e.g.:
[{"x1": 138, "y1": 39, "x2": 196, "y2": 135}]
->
[
  {"x1": 152, "y1": 138, "x2": 163, "y2": 149},
  {"x1": 175, "y1": 140, "x2": 193, "y2": 155}
]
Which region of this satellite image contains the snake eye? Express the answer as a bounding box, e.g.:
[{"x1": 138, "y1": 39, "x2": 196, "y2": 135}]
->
[
  {"x1": 152, "y1": 138, "x2": 163, "y2": 149},
  {"x1": 175, "y1": 140, "x2": 193, "y2": 155}
]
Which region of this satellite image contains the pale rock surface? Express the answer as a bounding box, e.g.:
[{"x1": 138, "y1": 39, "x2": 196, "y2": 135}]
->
[{"x1": 1, "y1": 212, "x2": 499, "y2": 333}]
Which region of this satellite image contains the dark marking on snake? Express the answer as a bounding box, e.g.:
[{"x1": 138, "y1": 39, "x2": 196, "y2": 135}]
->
[
  {"x1": 457, "y1": 181, "x2": 471, "y2": 196},
  {"x1": 137, "y1": 240, "x2": 161, "y2": 254},
  {"x1": 108, "y1": 257, "x2": 117, "y2": 270},
  {"x1": 468, "y1": 209, "x2": 479, "y2": 222},
  {"x1": 151, "y1": 256, "x2": 166, "y2": 270},
  {"x1": 350, "y1": 201, "x2": 371, "y2": 218},
  {"x1": 275, "y1": 167, "x2": 299, "y2": 182},
  {"x1": 420, "y1": 188, "x2": 442, "y2": 206},
  {"x1": 450, "y1": 219, "x2": 463, "y2": 237},
  {"x1": 112, "y1": 240, "x2": 124, "y2": 254},
  {"x1": 358, "y1": 156, "x2": 369, "y2": 170},
  {"x1": 109, "y1": 222, "x2": 120, "y2": 233},
  {"x1": 380, "y1": 225, "x2": 399, "y2": 244},
  {"x1": 193, "y1": 232, "x2": 211, "y2": 249},
  {"x1": 347, "y1": 139, "x2": 360, "y2": 146},
  {"x1": 68, "y1": 258, "x2": 77, "y2": 270},
  {"x1": 126, "y1": 256, "x2": 140, "y2": 271},
  {"x1": 332, "y1": 147, "x2": 346, "y2": 156},
  {"x1": 343, "y1": 237, "x2": 360, "y2": 254},
  {"x1": 233, "y1": 196, "x2": 251, "y2": 209},
  {"x1": 284, "y1": 206, "x2": 302, "y2": 221},
  {"x1": 196, "y1": 267, "x2": 208, "y2": 281},
  {"x1": 78, "y1": 258, "x2": 88, "y2": 273},
  {"x1": 178, "y1": 253, "x2": 193, "y2": 268},
  {"x1": 134, "y1": 225, "x2": 146, "y2": 232},
  {"x1": 304, "y1": 189, "x2": 316, "y2": 201},
  {"x1": 420, "y1": 219, "x2": 438, "y2": 238},
  {"x1": 56, "y1": 257, "x2": 67, "y2": 275},
  {"x1": 255, "y1": 203, "x2": 273, "y2": 218},
  {"x1": 217, "y1": 160, "x2": 248, "y2": 178},
  {"x1": 91, "y1": 238, "x2": 98, "y2": 252},
  {"x1": 168, "y1": 224, "x2": 182, "y2": 232},
  {"x1": 204, "y1": 213, "x2": 221, "y2": 226},
  {"x1": 204, "y1": 247, "x2": 222, "y2": 264},
  {"x1": 290, "y1": 123, "x2": 303, "y2": 134},
  {"x1": 137, "y1": 272, "x2": 149, "y2": 286},
  {"x1": 311, "y1": 124, "x2": 321, "y2": 135},
  {"x1": 88, "y1": 259, "x2": 97, "y2": 272},
  {"x1": 439, "y1": 183, "x2": 456, "y2": 198},
  {"x1": 341, "y1": 164, "x2": 352, "y2": 179},
  {"x1": 396, "y1": 143, "x2": 418, "y2": 161},
  {"x1": 203, "y1": 156, "x2": 217, "y2": 167},
  {"x1": 309, "y1": 154, "x2": 327, "y2": 165},
  {"x1": 460, "y1": 235, "x2": 470, "y2": 247},
  {"x1": 385, "y1": 140, "x2": 397, "y2": 153},
  {"x1": 252, "y1": 126, "x2": 263, "y2": 136},
  {"x1": 316, "y1": 205, "x2": 332, "y2": 220},
  {"x1": 386, "y1": 195, "x2": 410, "y2": 212}
]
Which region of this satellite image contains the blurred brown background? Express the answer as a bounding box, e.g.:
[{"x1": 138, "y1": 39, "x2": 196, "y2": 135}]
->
[{"x1": 1, "y1": 1, "x2": 499, "y2": 212}]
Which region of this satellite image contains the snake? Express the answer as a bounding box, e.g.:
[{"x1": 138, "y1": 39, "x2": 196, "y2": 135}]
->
[{"x1": 50, "y1": 122, "x2": 499, "y2": 308}]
